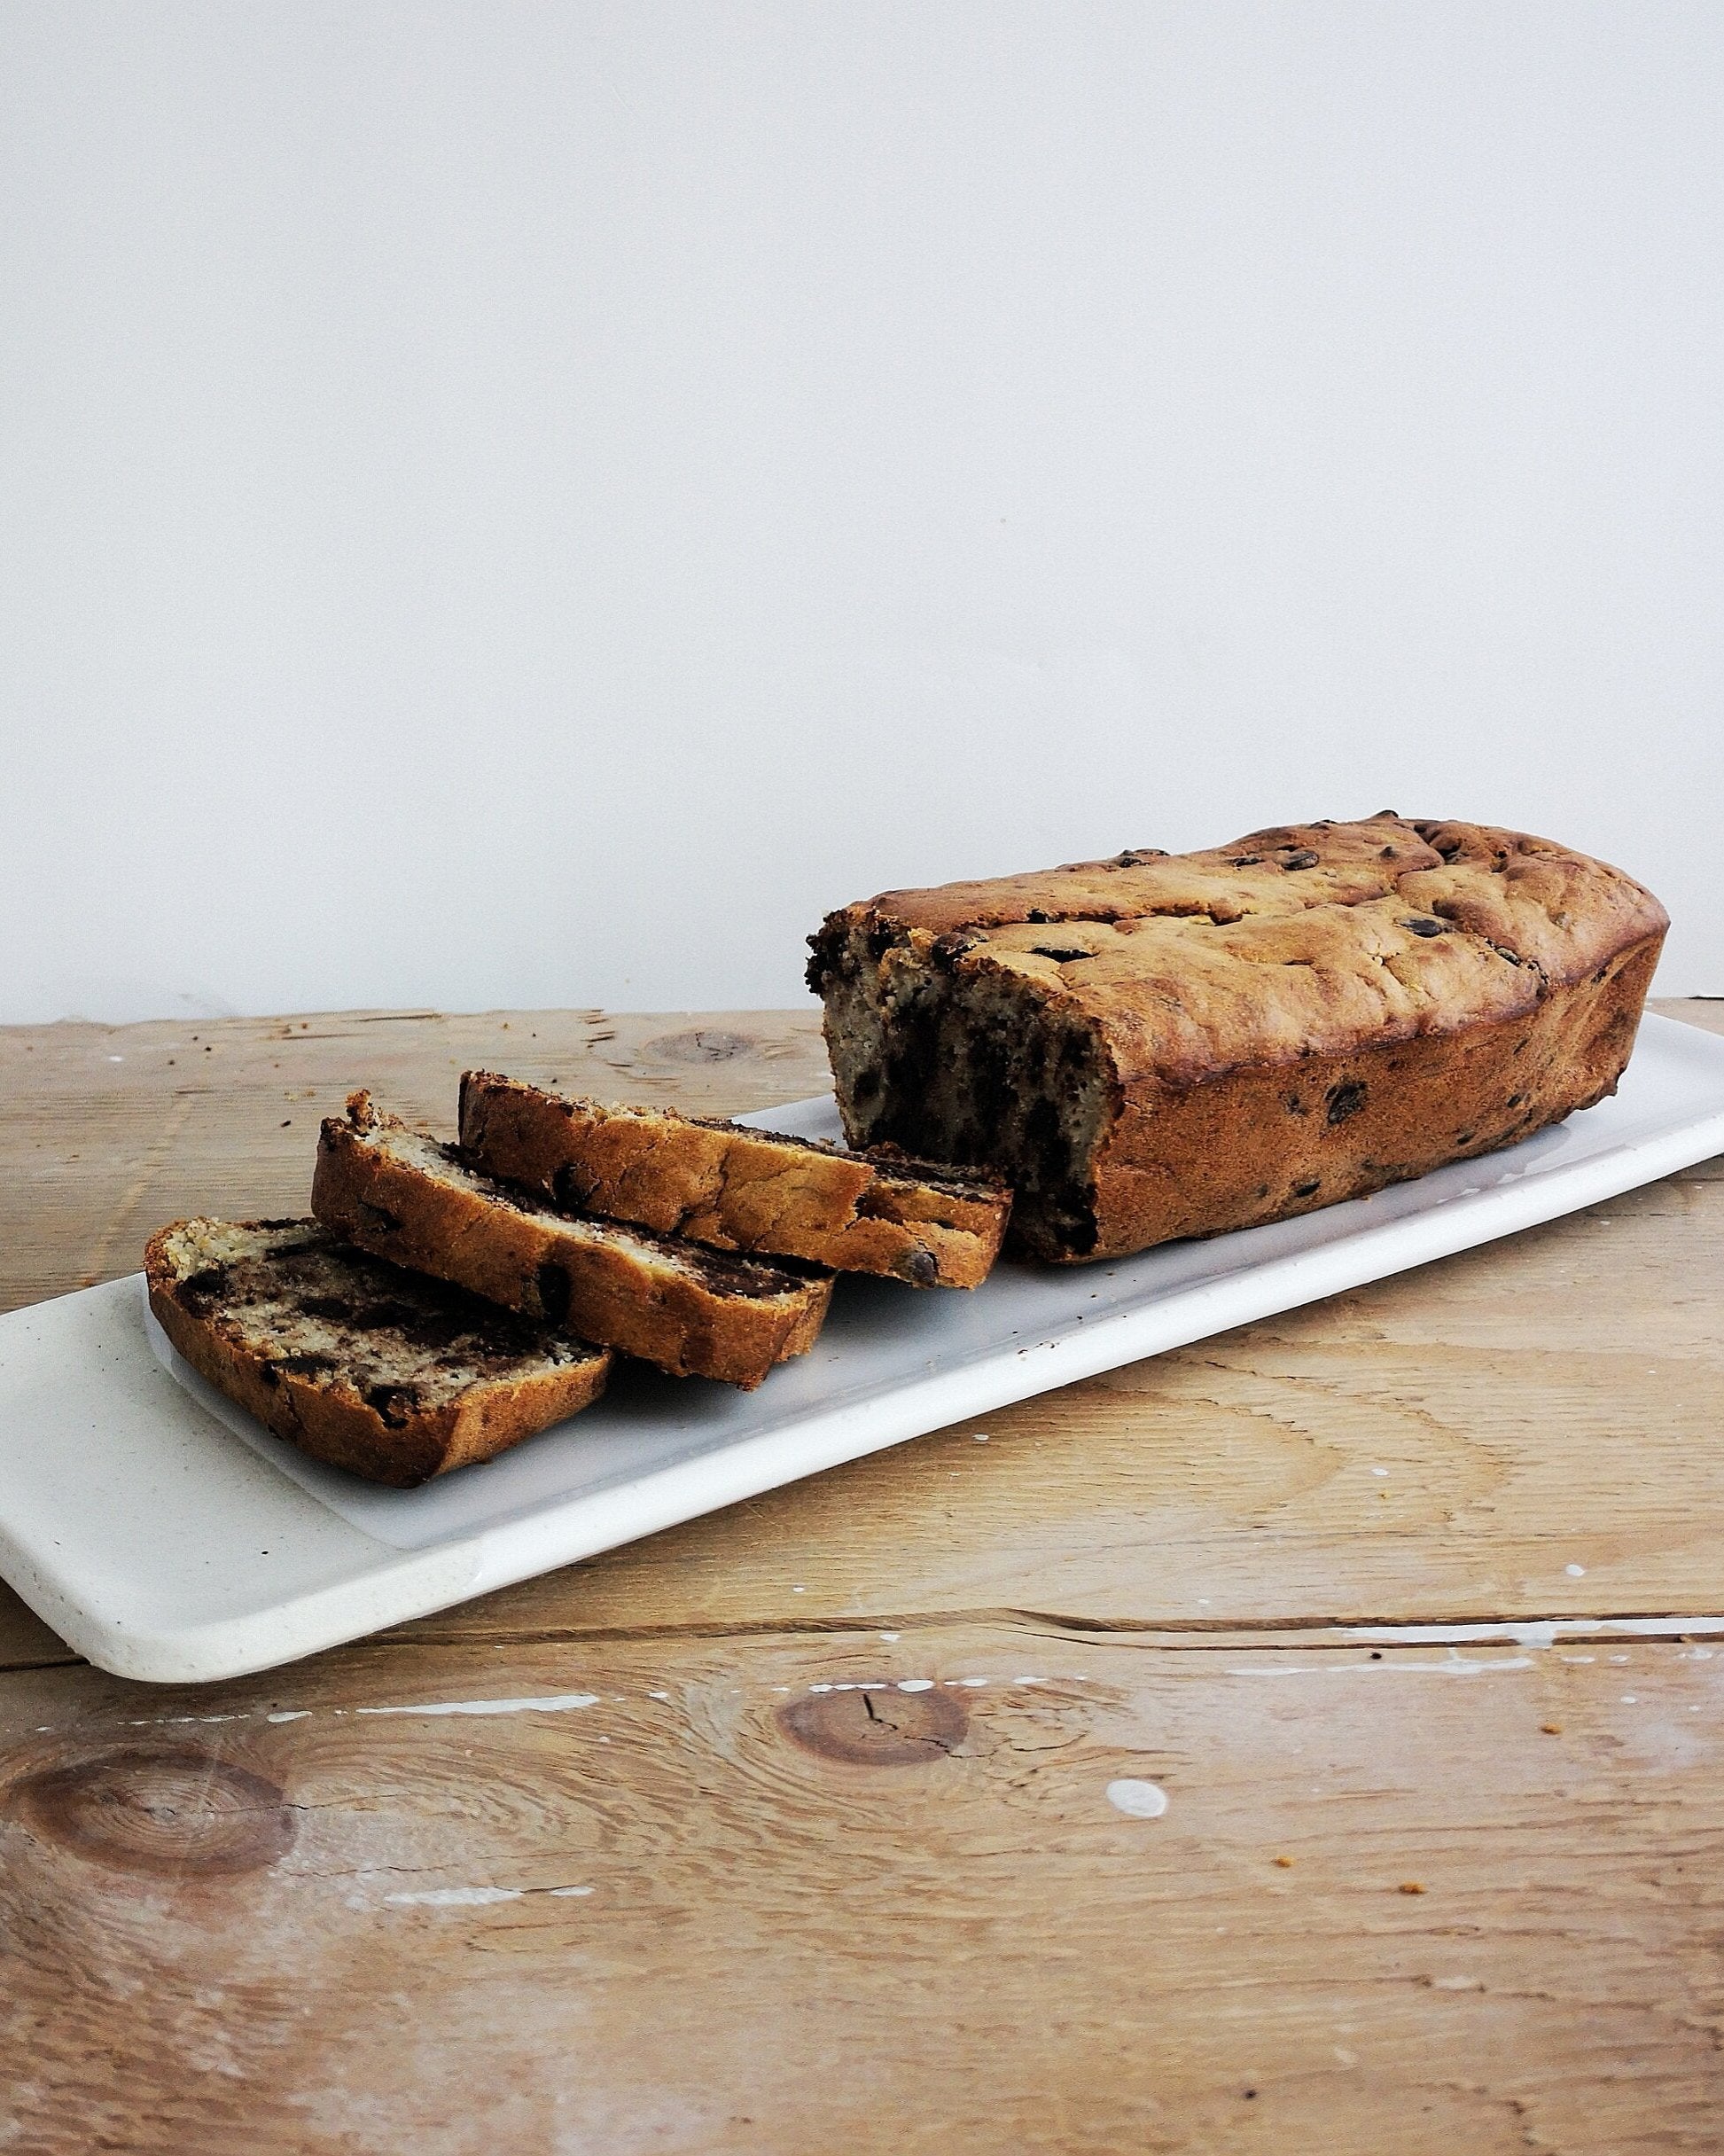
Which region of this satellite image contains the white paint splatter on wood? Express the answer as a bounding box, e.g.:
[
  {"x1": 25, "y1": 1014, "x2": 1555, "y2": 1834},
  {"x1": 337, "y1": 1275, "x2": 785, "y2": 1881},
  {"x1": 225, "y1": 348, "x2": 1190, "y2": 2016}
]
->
[
  {"x1": 386, "y1": 1886, "x2": 527, "y2": 1908},
  {"x1": 1106, "y1": 1779, "x2": 1169, "y2": 1819},
  {"x1": 384, "y1": 1883, "x2": 594, "y2": 1908},
  {"x1": 1229, "y1": 1654, "x2": 1533, "y2": 1677},
  {"x1": 355, "y1": 1693, "x2": 601, "y2": 1719}
]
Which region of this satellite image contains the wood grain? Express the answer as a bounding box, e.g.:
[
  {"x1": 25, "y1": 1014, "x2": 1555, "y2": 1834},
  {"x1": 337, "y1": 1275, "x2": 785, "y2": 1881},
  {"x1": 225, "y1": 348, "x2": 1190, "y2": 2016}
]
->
[
  {"x1": 4, "y1": 1001, "x2": 1723, "y2": 2148},
  {"x1": 4, "y1": 1621, "x2": 1721, "y2": 2153}
]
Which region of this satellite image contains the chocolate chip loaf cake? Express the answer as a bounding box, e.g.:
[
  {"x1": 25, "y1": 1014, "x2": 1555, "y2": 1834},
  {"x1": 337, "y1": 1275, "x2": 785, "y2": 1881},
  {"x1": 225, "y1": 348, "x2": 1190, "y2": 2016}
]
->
[
  {"x1": 145, "y1": 1219, "x2": 611, "y2": 1486},
  {"x1": 314, "y1": 1094, "x2": 835, "y2": 1387},
  {"x1": 807, "y1": 814, "x2": 1668, "y2": 1262},
  {"x1": 458, "y1": 1074, "x2": 1012, "y2": 1288}
]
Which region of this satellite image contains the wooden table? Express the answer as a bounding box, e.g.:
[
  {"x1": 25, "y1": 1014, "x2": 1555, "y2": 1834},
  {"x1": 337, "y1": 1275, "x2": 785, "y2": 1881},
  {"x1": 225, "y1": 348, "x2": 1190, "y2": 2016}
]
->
[{"x1": 4, "y1": 1002, "x2": 1722, "y2": 2153}]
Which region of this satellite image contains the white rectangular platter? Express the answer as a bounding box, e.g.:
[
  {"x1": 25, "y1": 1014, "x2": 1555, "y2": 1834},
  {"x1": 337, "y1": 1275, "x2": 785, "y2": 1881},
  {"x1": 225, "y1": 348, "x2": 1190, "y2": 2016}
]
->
[{"x1": 4, "y1": 1011, "x2": 1722, "y2": 1685}]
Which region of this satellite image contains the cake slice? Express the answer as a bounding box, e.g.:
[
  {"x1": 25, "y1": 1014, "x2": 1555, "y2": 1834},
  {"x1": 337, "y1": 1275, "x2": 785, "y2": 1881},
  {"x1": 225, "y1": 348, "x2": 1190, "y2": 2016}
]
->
[
  {"x1": 457, "y1": 1072, "x2": 1013, "y2": 1289},
  {"x1": 313, "y1": 1094, "x2": 834, "y2": 1387},
  {"x1": 144, "y1": 1218, "x2": 611, "y2": 1487}
]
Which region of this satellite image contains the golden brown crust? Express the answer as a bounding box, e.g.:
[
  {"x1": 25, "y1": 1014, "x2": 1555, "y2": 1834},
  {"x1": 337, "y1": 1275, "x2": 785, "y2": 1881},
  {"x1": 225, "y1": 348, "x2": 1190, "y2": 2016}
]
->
[
  {"x1": 313, "y1": 1099, "x2": 835, "y2": 1387},
  {"x1": 809, "y1": 816, "x2": 1669, "y2": 1262},
  {"x1": 457, "y1": 1074, "x2": 1011, "y2": 1289},
  {"x1": 144, "y1": 1220, "x2": 609, "y2": 1488},
  {"x1": 820, "y1": 816, "x2": 1667, "y2": 1079},
  {"x1": 1080, "y1": 929, "x2": 1664, "y2": 1254}
]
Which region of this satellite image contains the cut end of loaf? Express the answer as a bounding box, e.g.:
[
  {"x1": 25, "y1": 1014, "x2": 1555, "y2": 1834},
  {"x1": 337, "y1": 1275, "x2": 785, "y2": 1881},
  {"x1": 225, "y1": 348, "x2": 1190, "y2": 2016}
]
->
[{"x1": 811, "y1": 920, "x2": 1111, "y2": 1261}]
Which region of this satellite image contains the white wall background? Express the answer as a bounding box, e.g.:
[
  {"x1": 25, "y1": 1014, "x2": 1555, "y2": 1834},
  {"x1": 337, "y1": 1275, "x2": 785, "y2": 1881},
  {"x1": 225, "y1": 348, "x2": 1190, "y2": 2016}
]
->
[{"x1": 4, "y1": 1, "x2": 1719, "y2": 1023}]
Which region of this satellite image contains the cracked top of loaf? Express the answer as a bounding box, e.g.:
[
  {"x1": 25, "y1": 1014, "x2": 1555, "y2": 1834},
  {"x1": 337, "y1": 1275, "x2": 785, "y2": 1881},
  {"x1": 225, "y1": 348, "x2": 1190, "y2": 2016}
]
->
[{"x1": 809, "y1": 815, "x2": 1668, "y2": 1090}]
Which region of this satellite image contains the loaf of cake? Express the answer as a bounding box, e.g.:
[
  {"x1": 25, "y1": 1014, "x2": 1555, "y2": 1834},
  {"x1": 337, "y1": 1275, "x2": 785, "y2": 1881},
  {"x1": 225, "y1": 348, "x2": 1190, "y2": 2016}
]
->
[
  {"x1": 807, "y1": 814, "x2": 1668, "y2": 1262},
  {"x1": 145, "y1": 1218, "x2": 611, "y2": 1486},
  {"x1": 314, "y1": 1093, "x2": 835, "y2": 1387},
  {"x1": 458, "y1": 1073, "x2": 1013, "y2": 1288}
]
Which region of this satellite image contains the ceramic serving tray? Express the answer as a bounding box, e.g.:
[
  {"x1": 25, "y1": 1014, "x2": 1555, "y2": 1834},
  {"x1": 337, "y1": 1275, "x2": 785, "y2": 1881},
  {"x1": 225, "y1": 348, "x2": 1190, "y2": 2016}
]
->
[{"x1": 4, "y1": 1012, "x2": 1722, "y2": 1685}]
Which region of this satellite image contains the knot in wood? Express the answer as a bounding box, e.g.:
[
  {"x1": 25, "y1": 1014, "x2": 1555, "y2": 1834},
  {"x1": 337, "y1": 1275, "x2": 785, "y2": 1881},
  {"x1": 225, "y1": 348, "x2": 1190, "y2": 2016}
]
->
[
  {"x1": 777, "y1": 1684, "x2": 968, "y2": 1767},
  {"x1": 644, "y1": 1029, "x2": 757, "y2": 1065},
  {"x1": 4, "y1": 1745, "x2": 296, "y2": 1878}
]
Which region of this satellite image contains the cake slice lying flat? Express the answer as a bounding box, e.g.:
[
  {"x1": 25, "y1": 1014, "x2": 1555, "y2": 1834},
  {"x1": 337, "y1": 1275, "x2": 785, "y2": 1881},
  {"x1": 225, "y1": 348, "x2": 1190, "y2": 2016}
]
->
[
  {"x1": 314, "y1": 1095, "x2": 834, "y2": 1387},
  {"x1": 458, "y1": 1072, "x2": 1012, "y2": 1289},
  {"x1": 144, "y1": 1218, "x2": 611, "y2": 1487}
]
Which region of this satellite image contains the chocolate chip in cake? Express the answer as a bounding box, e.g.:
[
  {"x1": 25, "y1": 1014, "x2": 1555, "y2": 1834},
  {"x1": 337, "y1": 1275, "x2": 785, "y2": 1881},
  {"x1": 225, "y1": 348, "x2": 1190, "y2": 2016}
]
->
[
  {"x1": 301, "y1": 1293, "x2": 359, "y2": 1324},
  {"x1": 1325, "y1": 1079, "x2": 1368, "y2": 1126},
  {"x1": 271, "y1": 1351, "x2": 338, "y2": 1379},
  {"x1": 178, "y1": 1265, "x2": 230, "y2": 1314},
  {"x1": 534, "y1": 1260, "x2": 572, "y2": 1327},
  {"x1": 551, "y1": 1164, "x2": 591, "y2": 1212},
  {"x1": 364, "y1": 1383, "x2": 419, "y2": 1428},
  {"x1": 351, "y1": 1301, "x2": 420, "y2": 1335}
]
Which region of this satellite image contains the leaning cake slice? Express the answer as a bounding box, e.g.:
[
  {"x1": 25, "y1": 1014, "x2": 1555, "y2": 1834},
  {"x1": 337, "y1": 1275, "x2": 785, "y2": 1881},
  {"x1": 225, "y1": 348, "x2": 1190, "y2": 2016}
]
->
[
  {"x1": 313, "y1": 1094, "x2": 834, "y2": 1388},
  {"x1": 457, "y1": 1072, "x2": 1012, "y2": 1289},
  {"x1": 144, "y1": 1217, "x2": 611, "y2": 1487}
]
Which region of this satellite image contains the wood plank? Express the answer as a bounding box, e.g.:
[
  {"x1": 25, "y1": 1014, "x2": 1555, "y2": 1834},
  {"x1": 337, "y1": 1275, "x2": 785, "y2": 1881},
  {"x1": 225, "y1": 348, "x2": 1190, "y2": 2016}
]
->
[{"x1": 3, "y1": 1621, "x2": 1720, "y2": 2152}]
